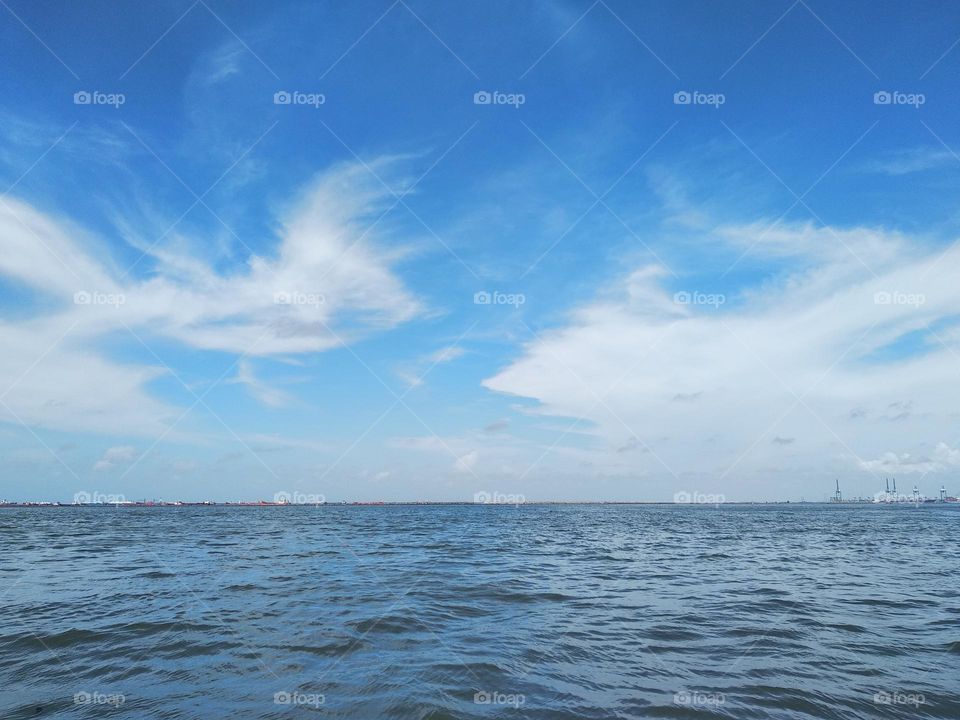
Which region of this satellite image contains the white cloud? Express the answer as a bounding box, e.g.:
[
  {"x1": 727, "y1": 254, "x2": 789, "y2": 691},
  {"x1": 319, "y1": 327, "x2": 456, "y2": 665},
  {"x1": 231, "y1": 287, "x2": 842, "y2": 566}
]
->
[
  {"x1": 195, "y1": 41, "x2": 245, "y2": 85},
  {"x1": 454, "y1": 450, "x2": 479, "y2": 474},
  {"x1": 429, "y1": 346, "x2": 466, "y2": 363},
  {"x1": 94, "y1": 446, "x2": 138, "y2": 470},
  {"x1": 244, "y1": 434, "x2": 329, "y2": 453},
  {"x1": 0, "y1": 160, "x2": 422, "y2": 437},
  {"x1": 396, "y1": 344, "x2": 467, "y2": 388},
  {"x1": 396, "y1": 370, "x2": 425, "y2": 389},
  {"x1": 483, "y1": 220, "x2": 960, "y2": 497},
  {"x1": 863, "y1": 147, "x2": 956, "y2": 176},
  {"x1": 859, "y1": 443, "x2": 960, "y2": 475},
  {"x1": 228, "y1": 360, "x2": 292, "y2": 408},
  {"x1": 0, "y1": 318, "x2": 174, "y2": 437}
]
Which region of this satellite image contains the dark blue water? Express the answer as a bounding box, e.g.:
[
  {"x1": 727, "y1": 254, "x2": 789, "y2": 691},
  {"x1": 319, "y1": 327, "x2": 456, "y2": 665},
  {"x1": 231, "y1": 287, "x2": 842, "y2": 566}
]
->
[{"x1": 1, "y1": 504, "x2": 957, "y2": 719}]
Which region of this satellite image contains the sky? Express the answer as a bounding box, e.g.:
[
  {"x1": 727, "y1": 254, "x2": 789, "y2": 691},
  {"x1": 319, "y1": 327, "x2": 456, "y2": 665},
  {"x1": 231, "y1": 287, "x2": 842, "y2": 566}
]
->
[{"x1": 1, "y1": 0, "x2": 960, "y2": 503}]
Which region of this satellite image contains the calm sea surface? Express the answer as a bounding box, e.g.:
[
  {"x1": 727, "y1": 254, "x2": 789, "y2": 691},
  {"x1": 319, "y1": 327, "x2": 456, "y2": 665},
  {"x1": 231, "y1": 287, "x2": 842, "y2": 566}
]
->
[{"x1": 1, "y1": 504, "x2": 957, "y2": 719}]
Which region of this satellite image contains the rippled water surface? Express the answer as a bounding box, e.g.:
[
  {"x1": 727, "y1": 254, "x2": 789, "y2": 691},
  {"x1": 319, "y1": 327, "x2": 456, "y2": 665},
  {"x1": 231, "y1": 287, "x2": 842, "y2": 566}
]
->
[{"x1": 1, "y1": 504, "x2": 958, "y2": 719}]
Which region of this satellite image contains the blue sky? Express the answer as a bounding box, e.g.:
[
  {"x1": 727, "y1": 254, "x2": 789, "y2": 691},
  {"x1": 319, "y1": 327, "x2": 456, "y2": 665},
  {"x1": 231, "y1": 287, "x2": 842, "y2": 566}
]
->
[{"x1": 2, "y1": 0, "x2": 960, "y2": 502}]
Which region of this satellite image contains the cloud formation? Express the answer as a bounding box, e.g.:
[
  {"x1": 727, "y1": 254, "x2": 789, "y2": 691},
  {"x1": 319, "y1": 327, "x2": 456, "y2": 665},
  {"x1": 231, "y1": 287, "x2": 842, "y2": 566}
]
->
[
  {"x1": 0, "y1": 161, "x2": 421, "y2": 437},
  {"x1": 93, "y1": 446, "x2": 138, "y2": 470},
  {"x1": 483, "y1": 220, "x2": 960, "y2": 496}
]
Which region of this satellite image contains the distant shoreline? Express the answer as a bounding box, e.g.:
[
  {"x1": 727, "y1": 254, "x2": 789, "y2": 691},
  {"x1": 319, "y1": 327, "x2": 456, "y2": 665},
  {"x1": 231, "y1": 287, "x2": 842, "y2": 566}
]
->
[{"x1": 2, "y1": 500, "x2": 957, "y2": 508}]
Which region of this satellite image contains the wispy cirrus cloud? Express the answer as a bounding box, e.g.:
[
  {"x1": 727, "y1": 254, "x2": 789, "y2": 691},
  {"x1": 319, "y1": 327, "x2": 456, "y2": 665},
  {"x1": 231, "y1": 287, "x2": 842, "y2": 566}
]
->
[
  {"x1": 396, "y1": 344, "x2": 468, "y2": 388},
  {"x1": 863, "y1": 146, "x2": 956, "y2": 176},
  {"x1": 0, "y1": 159, "x2": 423, "y2": 437},
  {"x1": 228, "y1": 360, "x2": 293, "y2": 408}
]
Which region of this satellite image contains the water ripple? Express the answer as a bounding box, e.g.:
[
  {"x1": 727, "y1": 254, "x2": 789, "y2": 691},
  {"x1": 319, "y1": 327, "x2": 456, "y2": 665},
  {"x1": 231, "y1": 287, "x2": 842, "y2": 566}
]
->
[{"x1": 0, "y1": 504, "x2": 957, "y2": 719}]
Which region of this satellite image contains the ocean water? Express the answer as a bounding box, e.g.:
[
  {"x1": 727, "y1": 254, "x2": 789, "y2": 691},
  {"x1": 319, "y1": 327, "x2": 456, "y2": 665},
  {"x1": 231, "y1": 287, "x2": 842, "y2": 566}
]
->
[{"x1": 1, "y1": 504, "x2": 957, "y2": 719}]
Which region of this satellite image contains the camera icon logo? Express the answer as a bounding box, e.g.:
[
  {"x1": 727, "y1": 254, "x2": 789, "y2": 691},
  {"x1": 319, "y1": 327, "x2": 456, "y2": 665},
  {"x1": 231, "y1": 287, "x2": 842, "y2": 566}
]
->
[
  {"x1": 73, "y1": 91, "x2": 92, "y2": 105},
  {"x1": 274, "y1": 91, "x2": 292, "y2": 105},
  {"x1": 673, "y1": 91, "x2": 691, "y2": 105},
  {"x1": 274, "y1": 691, "x2": 292, "y2": 705},
  {"x1": 273, "y1": 291, "x2": 292, "y2": 305},
  {"x1": 473, "y1": 91, "x2": 492, "y2": 105},
  {"x1": 673, "y1": 491, "x2": 692, "y2": 503},
  {"x1": 673, "y1": 291, "x2": 691, "y2": 305},
  {"x1": 474, "y1": 290, "x2": 492, "y2": 305},
  {"x1": 73, "y1": 290, "x2": 92, "y2": 305},
  {"x1": 873, "y1": 91, "x2": 892, "y2": 105}
]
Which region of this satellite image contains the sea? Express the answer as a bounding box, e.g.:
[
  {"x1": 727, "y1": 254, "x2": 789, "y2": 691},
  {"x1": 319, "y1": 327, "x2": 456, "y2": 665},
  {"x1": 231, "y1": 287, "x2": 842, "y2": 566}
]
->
[{"x1": 1, "y1": 503, "x2": 957, "y2": 719}]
